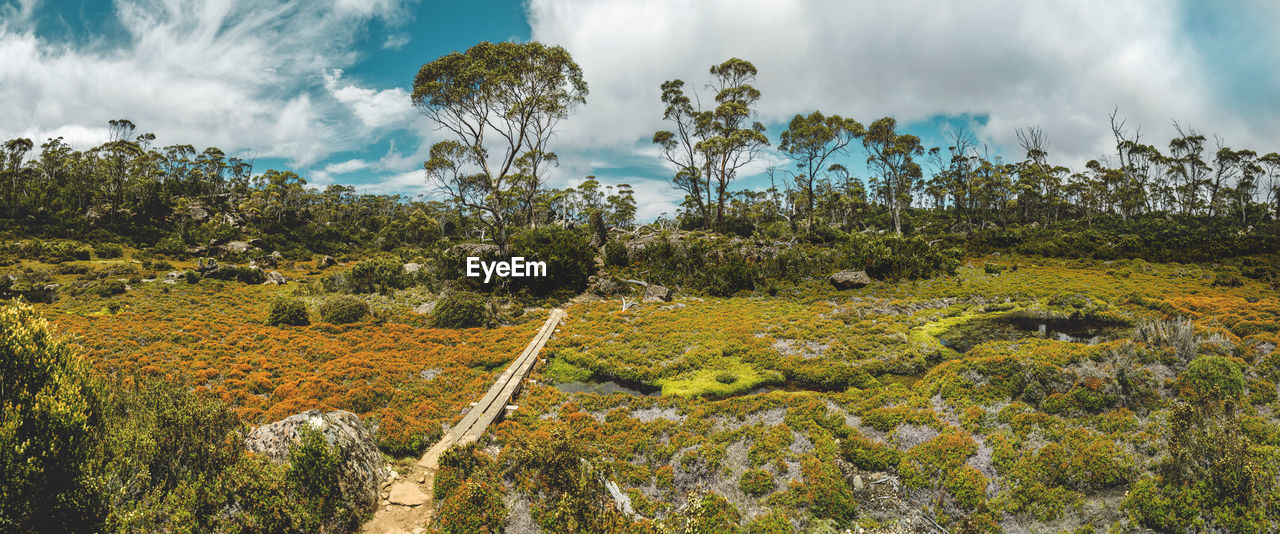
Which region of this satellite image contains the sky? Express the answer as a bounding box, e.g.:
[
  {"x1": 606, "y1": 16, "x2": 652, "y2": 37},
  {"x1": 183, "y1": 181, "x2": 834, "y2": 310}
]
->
[{"x1": 2, "y1": 0, "x2": 1278, "y2": 221}]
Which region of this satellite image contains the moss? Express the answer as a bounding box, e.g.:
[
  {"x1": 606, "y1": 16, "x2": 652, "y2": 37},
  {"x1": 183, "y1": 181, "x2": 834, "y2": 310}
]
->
[{"x1": 543, "y1": 359, "x2": 593, "y2": 384}]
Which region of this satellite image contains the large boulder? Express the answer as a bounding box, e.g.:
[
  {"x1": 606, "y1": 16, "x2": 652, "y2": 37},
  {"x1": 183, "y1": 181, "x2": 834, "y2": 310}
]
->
[
  {"x1": 829, "y1": 270, "x2": 871, "y2": 290},
  {"x1": 590, "y1": 277, "x2": 627, "y2": 297},
  {"x1": 245, "y1": 410, "x2": 388, "y2": 514},
  {"x1": 642, "y1": 284, "x2": 672, "y2": 302},
  {"x1": 265, "y1": 271, "x2": 287, "y2": 285}
]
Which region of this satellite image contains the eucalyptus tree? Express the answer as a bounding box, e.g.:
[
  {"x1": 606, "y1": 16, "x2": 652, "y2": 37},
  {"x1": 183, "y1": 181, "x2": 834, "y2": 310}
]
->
[
  {"x1": 1166, "y1": 123, "x2": 1211, "y2": 215},
  {"x1": 779, "y1": 111, "x2": 863, "y2": 233},
  {"x1": 863, "y1": 117, "x2": 923, "y2": 235},
  {"x1": 653, "y1": 58, "x2": 768, "y2": 231},
  {"x1": 413, "y1": 41, "x2": 587, "y2": 253}
]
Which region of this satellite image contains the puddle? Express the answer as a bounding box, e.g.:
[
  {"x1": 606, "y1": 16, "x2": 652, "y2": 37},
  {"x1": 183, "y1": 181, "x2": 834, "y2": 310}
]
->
[
  {"x1": 936, "y1": 313, "x2": 1127, "y2": 353},
  {"x1": 554, "y1": 379, "x2": 661, "y2": 397}
]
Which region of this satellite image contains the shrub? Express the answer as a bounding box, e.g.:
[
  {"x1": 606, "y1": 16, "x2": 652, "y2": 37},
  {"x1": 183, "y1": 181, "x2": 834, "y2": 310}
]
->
[
  {"x1": 267, "y1": 298, "x2": 310, "y2": 327},
  {"x1": 349, "y1": 256, "x2": 403, "y2": 294},
  {"x1": 286, "y1": 426, "x2": 364, "y2": 532},
  {"x1": 184, "y1": 270, "x2": 201, "y2": 284},
  {"x1": 1211, "y1": 269, "x2": 1244, "y2": 288},
  {"x1": 603, "y1": 240, "x2": 628, "y2": 267},
  {"x1": 739, "y1": 469, "x2": 774, "y2": 497},
  {"x1": 205, "y1": 265, "x2": 265, "y2": 284},
  {"x1": 1179, "y1": 356, "x2": 1245, "y2": 404},
  {"x1": 0, "y1": 303, "x2": 100, "y2": 530},
  {"x1": 96, "y1": 279, "x2": 127, "y2": 297},
  {"x1": 95, "y1": 243, "x2": 124, "y2": 259},
  {"x1": 839, "y1": 433, "x2": 901, "y2": 472},
  {"x1": 510, "y1": 226, "x2": 595, "y2": 296},
  {"x1": 715, "y1": 372, "x2": 738, "y2": 385},
  {"x1": 432, "y1": 291, "x2": 489, "y2": 328},
  {"x1": 319, "y1": 295, "x2": 369, "y2": 324}
]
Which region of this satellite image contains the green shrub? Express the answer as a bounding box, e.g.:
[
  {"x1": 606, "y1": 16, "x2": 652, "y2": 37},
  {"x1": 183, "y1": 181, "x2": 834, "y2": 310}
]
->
[
  {"x1": 983, "y1": 262, "x2": 1005, "y2": 274},
  {"x1": 1211, "y1": 269, "x2": 1244, "y2": 288},
  {"x1": 509, "y1": 226, "x2": 595, "y2": 297},
  {"x1": 1180, "y1": 356, "x2": 1245, "y2": 404},
  {"x1": 739, "y1": 469, "x2": 774, "y2": 497},
  {"x1": 267, "y1": 298, "x2": 310, "y2": 326},
  {"x1": 205, "y1": 265, "x2": 265, "y2": 284},
  {"x1": 184, "y1": 270, "x2": 201, "y2": 284},
  {"x1": 349, "y1": 256, "x2": 403, "y2": 294},
  {"x1": 319, "y1": 295, "x2": 369, "y2": 324},
  {"x1": 286, "y1": 426, "x2": 364, "y2": 532},
  {"x1": 603, "y1": 240, "x2": 628, "y2": 267},
  {"x1": 95, "y1": 243, "x2": 124, "y2": 259},
  {"x1": 96, "y1": 279, "x2": 127, "y2": 297},
  {"x1": 0, "y1": 303, "x2": 100, "y2": 531},
  {"x1": 839, "y1": 433, "x2": 901, "y2": 472},
  {"x1": 432, "y1": 291, "x2": 489, "y2": 328}
]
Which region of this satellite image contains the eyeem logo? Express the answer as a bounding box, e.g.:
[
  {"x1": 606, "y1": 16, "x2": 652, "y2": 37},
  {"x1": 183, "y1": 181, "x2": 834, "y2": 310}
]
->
[{"x1": 466, "y1": 256, "x2": 547, "y2": 283}]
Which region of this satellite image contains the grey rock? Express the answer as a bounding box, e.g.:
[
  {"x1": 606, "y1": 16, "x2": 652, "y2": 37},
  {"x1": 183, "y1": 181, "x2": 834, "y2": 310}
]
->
[
  {"x1": 829, "y1": 270, "x2": 871, "y2": 290},
  {"x1": 318, "y1": 255, "x2": 337, "y2": 269},
  {"x1": 265, "y1": 271, "x2": 286, "y2": 285},
  {"x1": 403, "y1": 262, "x2": 423, "y2": 274},
  {"x1": 244, "y1": 410, "x2": 388, "y2": 514},
  {"x1": 642, "y1": 284, "x2": 671, "y2": 302},
  {"x1": 590, "y1": 277, "x2": 626, "y2": 296}
]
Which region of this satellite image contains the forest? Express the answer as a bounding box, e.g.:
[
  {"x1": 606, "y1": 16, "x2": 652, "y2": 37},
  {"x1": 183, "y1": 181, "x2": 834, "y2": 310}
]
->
[{"x1": 2, "y1": 40, "x2": 1280, "y2": 533}]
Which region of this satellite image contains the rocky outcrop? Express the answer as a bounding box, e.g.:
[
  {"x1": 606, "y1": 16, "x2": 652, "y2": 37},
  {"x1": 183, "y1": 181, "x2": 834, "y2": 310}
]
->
[
  {"x1": 317, "y1": 255, "x2": 337, "y2": 269},
  {"x1": 403, "y1": 262, "x2": 423, "y2": 275},
  {"x1": 589, "y1": 276, "x2": 627, "y2": 297},
  {"x1": 829, "y1": 270, "x2": 871, "y2": 290},
  {"x1": 449, "y1": 243, "x2": 500, "y2": 258},
  {"x1": 245, "y1": 410, "x2": 388, "y2": 514},
  {"x1": 265, "y1": 271, "x2": 287, "y2": 285},
  {"x1": 642, "y1": 284, "x2": 672, "y2": 302}
]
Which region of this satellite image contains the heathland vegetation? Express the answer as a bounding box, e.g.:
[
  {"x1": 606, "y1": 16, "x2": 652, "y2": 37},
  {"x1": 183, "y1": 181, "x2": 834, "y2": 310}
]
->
[{"x1": 1, "y1": 40, "x2": 1279, "y2": 532}]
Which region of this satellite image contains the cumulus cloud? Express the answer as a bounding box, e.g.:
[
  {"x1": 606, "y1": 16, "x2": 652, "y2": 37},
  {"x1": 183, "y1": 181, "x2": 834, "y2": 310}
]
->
[
  {"x1": 527, "y1": 0, "x2": 1278, "y2": 168},
  {"x1": 323, "y1": 69, "x2": 414, "y2": 129},
  {"x1": 0, "y1": 0, "x2": 413, "y2": 166}
]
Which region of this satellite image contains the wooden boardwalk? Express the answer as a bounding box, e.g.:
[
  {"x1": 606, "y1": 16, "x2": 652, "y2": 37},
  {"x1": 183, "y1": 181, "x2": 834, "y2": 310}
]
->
[
  {"x1": 363, "y1": 308, "x2": 566, "y2": 533},
  {"x1": 419, "y1": 307, "x2": 566, "y2": 469}
]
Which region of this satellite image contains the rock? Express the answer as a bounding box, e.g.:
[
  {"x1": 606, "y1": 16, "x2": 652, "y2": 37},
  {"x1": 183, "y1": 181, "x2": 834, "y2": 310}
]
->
[
  {"x1": 642, "y1": 284, "x2": 671, "y2": 302},
  {"x1": 244, "y1": 410, "x2": 388, "y2": 514},
  {"x1": 164, "y1": 270, "x2": 185, "y2": 281},
  {"x1": 829, "y1": 270, "x2": 871, "y2": 290},
  {"x1": 417, "y1": 474, "x2": 426, "y2": 484},
  {"x1": 590, "y1": 277, "x2": 626, "y2": 297},
  {"x1": 853, "y1": 474, "x2": 865, "y2": 491},
  {"x1": 196, "y1": 258, "x2": 219, "y2": 273},
  {"x1": 248, "y1": 238, "x2": 267, "y2": 249},
  {"x1": 265, "y1": 271, "x2": 287, "y2": 285},
  {"x1": 318, "y1": 255, "x2": 337, "y2": 269},
  {"x1": 387, "y1": 482, "x2": 430, "y2": 506},
  {"x1": 403, "y1": 262, "x2": 422, "y2": 274},
  {"x1": 448, "y1": 243, "x2": 500, "y2": 258},
  {"x1": 224, "y1": 241, "x2": 253, "y2": 254}
]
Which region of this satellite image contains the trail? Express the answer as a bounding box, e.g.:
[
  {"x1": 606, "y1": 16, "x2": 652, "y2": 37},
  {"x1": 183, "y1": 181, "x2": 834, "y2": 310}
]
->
[{"x1": 361, "y1": 309, "x2": 566, "y2": 534}]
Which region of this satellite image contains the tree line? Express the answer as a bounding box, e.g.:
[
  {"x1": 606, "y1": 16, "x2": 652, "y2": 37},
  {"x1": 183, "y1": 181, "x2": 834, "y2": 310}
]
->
[{"x1": 2, "y1": 40, "x2": 1278, "y2": 257}]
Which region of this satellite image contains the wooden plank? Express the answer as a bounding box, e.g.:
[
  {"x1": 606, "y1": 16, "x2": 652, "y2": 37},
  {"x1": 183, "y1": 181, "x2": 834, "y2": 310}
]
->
[{"x1": 418, "y1": 309, "x2": 564, "y2": 469}]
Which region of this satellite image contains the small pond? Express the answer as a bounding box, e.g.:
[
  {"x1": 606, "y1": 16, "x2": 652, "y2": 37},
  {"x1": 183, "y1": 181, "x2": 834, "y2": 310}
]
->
[
  {"x1": 936, "y1": 313, "x2": 1129, "y2": 353},
  {"x1": 553, "y1": 379, "x2": 662, "y2": 397}
]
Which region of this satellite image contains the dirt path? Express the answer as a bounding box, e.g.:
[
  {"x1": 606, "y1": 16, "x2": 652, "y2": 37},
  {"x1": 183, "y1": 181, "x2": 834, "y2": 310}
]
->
[{"x1": 361, "y1": 309, "x2": 567, "y2": 534}]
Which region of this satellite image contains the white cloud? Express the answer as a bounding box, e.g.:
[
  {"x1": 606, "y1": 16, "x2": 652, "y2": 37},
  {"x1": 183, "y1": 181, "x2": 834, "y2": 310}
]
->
[
  {"x1": 324, "y1": 158, "x2": 371, "y2": 174},
  {"x1": 323, "y1": 69, "x2": 414, "y2": 129},
  {"x1": 0, "y1": 0, "x2": 413, "y2": 166},
  {"x1": 527, "y1": 0, "x2": 1276, "y2": 170}
]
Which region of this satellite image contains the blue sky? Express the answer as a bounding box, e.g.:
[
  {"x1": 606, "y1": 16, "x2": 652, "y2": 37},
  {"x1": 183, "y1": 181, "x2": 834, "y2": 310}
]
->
[{"x1": 3, "y1": 0, "x2": 1278, "y2": 220}]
